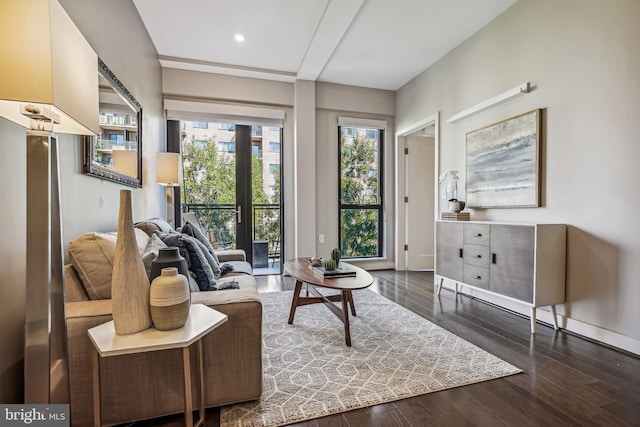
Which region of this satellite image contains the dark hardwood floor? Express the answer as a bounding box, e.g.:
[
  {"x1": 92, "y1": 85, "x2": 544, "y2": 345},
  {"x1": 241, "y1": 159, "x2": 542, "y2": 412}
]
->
[{"x1": 134, "y1": 270, "x2": 640, "y2": 427}]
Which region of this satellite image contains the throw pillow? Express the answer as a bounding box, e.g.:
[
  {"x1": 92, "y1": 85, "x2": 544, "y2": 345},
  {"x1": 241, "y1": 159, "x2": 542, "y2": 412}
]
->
[
  {"x1": 181, "y1": 221, "x2": 220, "y2": 265},
  {"x1": 141, "y1": 233, "x2": 167, "y2": 277},
  {"x1": 157, "y1": 232, "x2": 217, "y2": 291},
  {"x1": 68, "y1": 228, "x2": 150, "y2": 300}
]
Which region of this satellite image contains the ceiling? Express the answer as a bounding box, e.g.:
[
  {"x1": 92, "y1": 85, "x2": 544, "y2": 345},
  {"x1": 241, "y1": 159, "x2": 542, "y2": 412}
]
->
[{"x1": 133, "y1": 0, "x2": 518, "y2": 91}]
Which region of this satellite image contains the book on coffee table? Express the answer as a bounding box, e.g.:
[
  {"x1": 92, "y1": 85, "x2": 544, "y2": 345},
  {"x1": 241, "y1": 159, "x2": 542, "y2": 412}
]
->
[{"x1": 312, "y1": 264, "x2": 357, "y2": 278}]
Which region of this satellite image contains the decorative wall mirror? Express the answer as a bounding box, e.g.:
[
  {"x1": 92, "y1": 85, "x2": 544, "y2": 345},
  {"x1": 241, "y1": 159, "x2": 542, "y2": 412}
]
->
[{"x1": 83, "y1": 58, "x2": 142, "y2": 187}]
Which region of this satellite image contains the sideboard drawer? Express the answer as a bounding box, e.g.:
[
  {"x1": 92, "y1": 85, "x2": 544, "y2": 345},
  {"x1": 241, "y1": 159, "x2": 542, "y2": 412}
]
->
[
  {"x1": 463, "y1": 265, "x2": 490, "y2": 289},
  {"x1": 463, "y1": 244, "x2": 490, "y2": 268},
  {"x1": 464, "y1": 224, "x2": 490, "y2": 246}
]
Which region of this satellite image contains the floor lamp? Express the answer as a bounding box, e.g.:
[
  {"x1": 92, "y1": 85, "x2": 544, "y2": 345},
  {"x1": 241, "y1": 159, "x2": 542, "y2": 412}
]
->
[
  {"x1": 156, "y1": 152, "x2": 182, "y2": 227},
  {"x1": 0, "y1": 0, "x2": 99, "y2": 403}
]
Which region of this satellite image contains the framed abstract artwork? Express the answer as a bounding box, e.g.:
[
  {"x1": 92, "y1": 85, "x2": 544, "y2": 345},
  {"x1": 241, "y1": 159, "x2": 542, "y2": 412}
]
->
[{"x1": 466, "y1": 109, "x2": 542, "y2": 208}]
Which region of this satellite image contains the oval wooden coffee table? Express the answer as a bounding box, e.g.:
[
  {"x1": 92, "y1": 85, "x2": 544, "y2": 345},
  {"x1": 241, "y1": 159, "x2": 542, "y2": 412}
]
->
[{"x1": 284, "y1": 258, "x2": 373, "y2": 346}]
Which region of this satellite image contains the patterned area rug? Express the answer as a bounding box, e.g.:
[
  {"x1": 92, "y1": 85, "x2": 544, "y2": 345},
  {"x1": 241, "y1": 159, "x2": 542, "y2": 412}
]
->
[{"x1": 221, "y1": 289, "x2": 521, "y2": 426}]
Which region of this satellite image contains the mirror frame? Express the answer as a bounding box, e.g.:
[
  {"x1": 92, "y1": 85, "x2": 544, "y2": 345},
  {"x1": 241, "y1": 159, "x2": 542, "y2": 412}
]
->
[{"x1": 83, "y1": 58, "x2": 143, "y2": 188}]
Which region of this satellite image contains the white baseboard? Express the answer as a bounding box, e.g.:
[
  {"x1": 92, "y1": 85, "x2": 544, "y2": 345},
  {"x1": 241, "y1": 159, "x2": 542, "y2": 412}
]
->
[
  {"x1": 348, "y1": 260, "x2": 395, "y2": 270},
  {"x1": 437, "y1": 278, "x2": 640, "y2": 356}
]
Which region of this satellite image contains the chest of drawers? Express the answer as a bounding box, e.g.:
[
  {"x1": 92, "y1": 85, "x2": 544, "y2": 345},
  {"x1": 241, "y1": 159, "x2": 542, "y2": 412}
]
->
[{"x1": 435, "y1": 221, "x2": 566, "y2": 333}]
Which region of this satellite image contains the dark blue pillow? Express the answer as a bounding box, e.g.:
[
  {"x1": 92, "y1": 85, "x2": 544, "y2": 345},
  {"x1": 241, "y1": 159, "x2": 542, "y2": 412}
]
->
[
  {"x1": 181, "y1": 221, "x2": 220, "y2": 265},
  {"x1": 157, "y1": 232, "x2": 217, "y2": 291}
]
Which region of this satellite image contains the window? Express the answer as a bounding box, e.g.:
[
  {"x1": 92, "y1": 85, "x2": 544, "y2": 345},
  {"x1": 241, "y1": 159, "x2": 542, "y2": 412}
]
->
[
  {"x1": 269, "y1": 163, "x2": 278, "y2": 173},
  {"x1": 109, "y1": 133, "x2": 124, "y2": 144},
  {"x1": 251, "y1": 125, "x2": 262, "y2": 136},
  {"x1": 269, "y1": 142, "x2": 280, "y2": 152},
  {"x1": 252, "y1": 144, "x2": 261, "y2": 158},
  {"x1": 194, "y1": 139, "x2": 208, "y2": 148},
  {"x1": 217, "y1": 141, "x2": 236, "y2": 152},
  {"x1": 342, "y1": 128, "x2": 357, "y2": 137},
  {"x1": 339, "y1": 126, "x2": 384, "y2": 258},
  {"x1": 193, "y1": 121, "x2": 208, "y2": 129},
  {"x1": 217, "y1": 123, "x2": 236, "y2": 131}
]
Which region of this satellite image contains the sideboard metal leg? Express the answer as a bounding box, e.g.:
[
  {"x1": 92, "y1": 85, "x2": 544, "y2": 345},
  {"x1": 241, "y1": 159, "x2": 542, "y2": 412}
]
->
[{"x1": 530, "y1": 307, "x2": 537, "y2": 334}]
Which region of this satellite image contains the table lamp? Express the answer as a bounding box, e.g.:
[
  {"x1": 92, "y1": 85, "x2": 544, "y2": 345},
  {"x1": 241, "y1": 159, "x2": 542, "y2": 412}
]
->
[
  {"x1": 156, "y1": 152, "x2": 182, "y2": 227},
  {"x1": 0, "y1": 0, "x2": 99, "y2": 404}
]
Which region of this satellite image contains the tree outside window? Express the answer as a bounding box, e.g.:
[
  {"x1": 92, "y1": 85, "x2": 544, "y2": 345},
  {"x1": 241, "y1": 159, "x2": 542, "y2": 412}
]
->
[{"x1": 339, "y1": 127, "x2": 383, "y2": 258}]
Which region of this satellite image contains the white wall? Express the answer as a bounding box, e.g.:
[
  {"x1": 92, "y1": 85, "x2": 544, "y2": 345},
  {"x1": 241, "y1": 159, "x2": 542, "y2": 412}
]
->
[
  {"x1": 0, "y1": 0, "x2": 164, "y2": 402},
  {"x1": 396, "y1": 0, "x2": 640, "y2": 353},
  {"x1": 59, "y1": 0, "x2": 165, "y2": 242}
]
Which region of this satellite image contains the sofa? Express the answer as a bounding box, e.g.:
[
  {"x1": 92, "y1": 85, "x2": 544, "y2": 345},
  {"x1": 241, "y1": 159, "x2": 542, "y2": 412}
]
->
[{"x1": 64, "y1": 220, "x2": 262, "y2": 426}]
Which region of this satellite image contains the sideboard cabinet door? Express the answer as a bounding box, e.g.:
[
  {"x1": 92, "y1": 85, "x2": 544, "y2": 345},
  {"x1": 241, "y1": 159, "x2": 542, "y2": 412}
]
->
[
  {"x1": 435, "y1": 221, "x2": 463, "y2": 282},
  {"x1": 489, "y1": 225, "x2": 535, "y2": 303}
]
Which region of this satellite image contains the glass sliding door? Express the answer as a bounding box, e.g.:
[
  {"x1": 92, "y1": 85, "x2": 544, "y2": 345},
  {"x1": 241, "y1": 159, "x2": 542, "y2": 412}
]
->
[
  {"x1": 181, "y1": 120, "x2": 282, "y2": 274},
  {"x1": 249, "y1": 125, "x2": 282, "y2": 275}
]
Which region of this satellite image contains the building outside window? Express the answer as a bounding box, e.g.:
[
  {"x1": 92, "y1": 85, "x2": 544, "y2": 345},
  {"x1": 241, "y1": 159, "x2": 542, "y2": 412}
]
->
[
  {"x1": 194, "y1": 139, "x2": 208, "y2": 148},
  {"x1": 217, "y1": 141, "x2": 236, "y2": 152},
  {"x1": 269, "y1": 142, "x2": 280, "y2": 152},
  {"x1": 193, "y1": 121, "x2": 208, "y2": 129}
]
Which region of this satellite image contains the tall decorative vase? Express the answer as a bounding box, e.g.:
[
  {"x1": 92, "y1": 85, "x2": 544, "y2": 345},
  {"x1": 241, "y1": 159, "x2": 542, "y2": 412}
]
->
[
  {"x1": 112, "y1": 189, "x2": 152, "y2": 335},
  {"x1": 150, "y1": 267, "x2": 190, "y2": 331}
]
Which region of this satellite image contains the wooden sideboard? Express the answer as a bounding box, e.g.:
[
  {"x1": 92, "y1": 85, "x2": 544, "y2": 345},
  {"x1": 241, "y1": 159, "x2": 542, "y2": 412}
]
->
[{"x1": 435, "y1": 221, "x2": 566, "y2": 333}]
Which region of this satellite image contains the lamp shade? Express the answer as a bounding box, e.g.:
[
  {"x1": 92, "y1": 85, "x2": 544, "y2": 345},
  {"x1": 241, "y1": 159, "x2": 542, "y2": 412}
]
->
[
  {"x1": 113, "y1": 150, "x2": 138, "y2": 178},
  {"x1": 0, "y1": 0, "x2": 99, "y2": 135},
  {"x1": 156, "y1": 152, "x2": 181, "y2": 186}
]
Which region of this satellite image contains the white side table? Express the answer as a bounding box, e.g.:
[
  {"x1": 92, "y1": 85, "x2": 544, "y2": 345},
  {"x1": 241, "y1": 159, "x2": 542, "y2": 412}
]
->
[{"x1": 88, "y1": 304, "x2": 228, "y2": 427}]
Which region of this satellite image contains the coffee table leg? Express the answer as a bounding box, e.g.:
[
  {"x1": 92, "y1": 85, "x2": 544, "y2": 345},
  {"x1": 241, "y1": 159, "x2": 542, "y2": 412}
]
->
[
  {"x1": 342, "y1": 291, "x2": 352, "y2": 346},
  {"x1": 288, "y1": 280, "x2": 303, "y2": 324},
  {"x1": 347, "y1": 291, "x2": 356, "y2": 316}
]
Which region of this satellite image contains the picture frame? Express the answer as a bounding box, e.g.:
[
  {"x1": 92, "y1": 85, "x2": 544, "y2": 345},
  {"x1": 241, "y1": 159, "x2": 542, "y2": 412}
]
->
[{"x1": 466, "y1": 109, "x2": 542, "y2": 208}]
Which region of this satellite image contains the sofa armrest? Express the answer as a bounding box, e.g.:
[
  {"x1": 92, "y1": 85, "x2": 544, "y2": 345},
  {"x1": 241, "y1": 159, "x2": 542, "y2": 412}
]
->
[
  {"x1": 66, "y1": 299, "x2": 113, "y2": 319},
  {"x1": 216, "y1": 249, "x2": 246, "y2": 262}
]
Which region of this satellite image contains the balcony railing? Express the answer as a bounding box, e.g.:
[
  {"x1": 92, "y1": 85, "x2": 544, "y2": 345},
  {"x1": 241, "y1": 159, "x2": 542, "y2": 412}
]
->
[{"x1": 182, "y1": 203, "x2": 281, "y2": 264}]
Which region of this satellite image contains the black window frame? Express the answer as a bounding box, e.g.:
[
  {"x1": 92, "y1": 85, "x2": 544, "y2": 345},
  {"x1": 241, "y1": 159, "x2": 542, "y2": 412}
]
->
[{"x1": 338, "y1": 126, "x2": 384, "y2": 259}]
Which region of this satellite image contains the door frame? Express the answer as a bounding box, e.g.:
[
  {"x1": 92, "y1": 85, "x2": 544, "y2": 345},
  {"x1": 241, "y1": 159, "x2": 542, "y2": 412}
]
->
[{"x1": 394, "y1": 112, "x2": 440, "y2": 271}]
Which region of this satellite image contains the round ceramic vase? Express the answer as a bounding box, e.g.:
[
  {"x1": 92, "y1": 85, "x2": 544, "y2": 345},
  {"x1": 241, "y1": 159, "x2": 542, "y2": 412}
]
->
[{"x1": 150, "y1": 267, "x2": 190, "y2": 331}]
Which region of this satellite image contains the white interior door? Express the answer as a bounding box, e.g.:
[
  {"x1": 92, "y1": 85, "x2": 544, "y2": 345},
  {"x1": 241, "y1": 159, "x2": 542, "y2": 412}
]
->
[{"x1": 406, "y1": 135, "x2": 435, "y2": 270}]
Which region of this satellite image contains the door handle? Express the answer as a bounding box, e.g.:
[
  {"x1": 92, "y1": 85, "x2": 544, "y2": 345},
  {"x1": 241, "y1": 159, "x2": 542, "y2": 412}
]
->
[
  {"x1": 459, "y1": 248, "x2": 463, "y2": 258},
  {"x1": 475, "y1": 254, "x2": 482, "y2": 258},
  {"x1": 473, "y1": 233, "x2": 482, "y2": 237},
  {"x1": 492, "y1": 253, "x2": 497, "y2": 264},
  {"x1": 236, "y1": 205, "x2": 242, "y2": 224},
  {"x1": 472, "y1": 275, "x2": 482, "y2": 280}
]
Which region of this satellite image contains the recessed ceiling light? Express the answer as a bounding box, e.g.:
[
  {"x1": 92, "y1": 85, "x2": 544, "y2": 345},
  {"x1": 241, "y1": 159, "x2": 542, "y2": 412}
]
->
[{"x1": 234, "y1": 33, "x2": 245, "y2": 43}]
